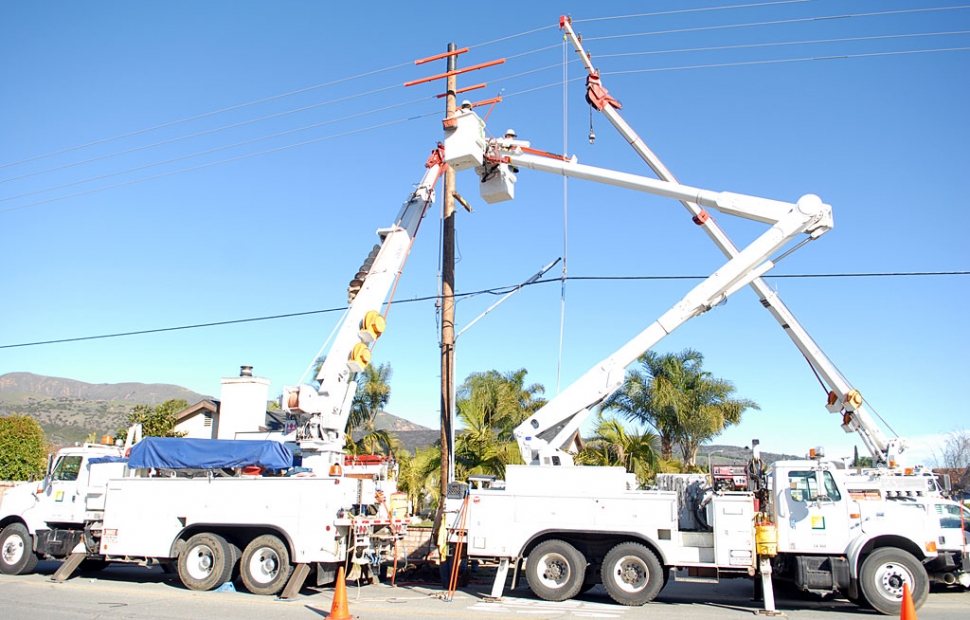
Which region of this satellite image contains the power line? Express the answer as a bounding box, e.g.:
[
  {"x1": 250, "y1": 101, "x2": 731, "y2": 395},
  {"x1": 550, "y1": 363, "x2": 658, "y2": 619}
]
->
[
  {"x1": 0, "y1": 62, "x2": 415, "y2": 171},
  {"x1": 584, "y1": 6, "x2": 970, "y2": 43},
  {"x1": 602, "y1": 47, "x2": 970, "y2": 77},
  {"x1": 0, "y1": 96, "x2": 437, "y2": 205},
  {"x1": 574, "y1": 0, "x2": 817, "y2": 23},
  {"x1": 0, "y1": 84, "x2": 404, "y2": 186},
  {"x1": 0, "y1": 111, "x2": 440, "y2": 214},
  {"x1": 3, "y1": 271, "x2": 965, "y2": 350},
  {"x1": 1, "y1": 21, "x2": 564, "y2": 172},
  {"x1": 593, "y1": 31, "x2": 970, "y2": 60},
  {"x1": 496, "y1": 46, "x2": 970, "y2": 102}
]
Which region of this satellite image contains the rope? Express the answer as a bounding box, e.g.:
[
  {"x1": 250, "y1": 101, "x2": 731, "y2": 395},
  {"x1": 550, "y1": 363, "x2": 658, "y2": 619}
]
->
[{"x1": 557, "y1": 34, "x2": 570, "y2": 394}]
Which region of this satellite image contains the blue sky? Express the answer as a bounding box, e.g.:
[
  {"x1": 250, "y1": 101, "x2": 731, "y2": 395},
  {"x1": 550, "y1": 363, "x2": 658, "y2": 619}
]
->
[{"x1": 2, "y1": 1, "x2": 967, "y2": 464}]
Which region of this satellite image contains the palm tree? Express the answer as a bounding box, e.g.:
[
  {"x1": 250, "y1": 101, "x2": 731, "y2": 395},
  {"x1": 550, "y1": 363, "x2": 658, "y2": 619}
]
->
[
  {"x1": 454, "y1": 369, "x2": 545, "y2": 478},
  {"x1": 396, "y1": 445, "x2": 441, "y2": 518},
  {"x1": 603, "y1": 349, "x2": 757, "y2": 468},
  {"x1": 603, "y1": 350, "x2": 703, "y2": 460},
  {"x1": 674, "y1": 372, "x2": 757, "y2": 468},
  {"x1": 575, "y1": 411, "x2": 659, "y2": 487},
  {"x1": 348, "y1": 362, "x2": 395, "y2": 454}
]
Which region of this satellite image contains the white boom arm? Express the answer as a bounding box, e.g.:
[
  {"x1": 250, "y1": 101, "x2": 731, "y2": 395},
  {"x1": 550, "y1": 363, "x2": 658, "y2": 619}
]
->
[
  {"x1": 500, "y1": 151, "x2": 832, "y2": 465},
  {"x1": 560, "y1": 16, "x2": 901, "y2": 466},
  {"x1": 282, "y1": 147, "x2": 445, "y2": 467}
]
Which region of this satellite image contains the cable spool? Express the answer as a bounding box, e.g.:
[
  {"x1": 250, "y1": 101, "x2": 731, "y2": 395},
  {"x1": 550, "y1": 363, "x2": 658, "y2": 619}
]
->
[
  {"x1": 359, "y1": 310, "x2": 386, "y2": 343},
  {"x1": 845, "y1": 389, "x2": 863, "y2": 408},
  {"x1": 348, "y1": 342, "x2": 371, "y2": 373}
]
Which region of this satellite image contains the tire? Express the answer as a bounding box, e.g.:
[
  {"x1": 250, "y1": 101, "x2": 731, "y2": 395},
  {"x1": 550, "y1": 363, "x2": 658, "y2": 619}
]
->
[
  {"x1": 600, "y1": 542, "x2": 664, "y2": 606},
  {"x1": 239, "y1": 534, "x2": 292, "y2": 596},
  {"x1": 525, "y1": 539, "x2": 586, "y2": 602},
  {"x1": 0, "y1": 524, "x2": 39, "y2": 576},
  {"x1": 858, "y1": 548, "x2": 929, "y2": 616},
  {"x1": 177, "y1": 532, "x2": 234, "y2": 591}
]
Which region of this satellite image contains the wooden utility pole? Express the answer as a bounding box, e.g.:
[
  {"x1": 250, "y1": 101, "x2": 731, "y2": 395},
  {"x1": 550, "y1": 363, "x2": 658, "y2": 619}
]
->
[
  {"x1": 406, "y1": 43, "x2": 504, "y2": 508},
  {"x1": 439, "y1": 43, "x2": 457, "y2": 501}
]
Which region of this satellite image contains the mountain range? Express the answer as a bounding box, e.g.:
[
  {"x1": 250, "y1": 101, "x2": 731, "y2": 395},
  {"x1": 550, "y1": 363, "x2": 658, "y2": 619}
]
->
[
  {"x1": 0, "y1": 373, "x2": 790, "y2": 463},
  {"x1": 0, "y1": 372, "x2": 430, "y2": 445}
]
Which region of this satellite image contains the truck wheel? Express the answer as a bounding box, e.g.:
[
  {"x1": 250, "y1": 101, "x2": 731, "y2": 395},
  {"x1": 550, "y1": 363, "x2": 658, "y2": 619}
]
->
[
  {"x1": 0, "y1": 524, "x2": 39, "y2": 575},
  {"x1": 600, "y1": 542, "x2": 663, "y2": 606},
  {"x1": 239, "y1": 534, "x2": 292, "y2": 596},
  {"x1": 177, "y1": 532, "x2": 234, "y2": 591},
  {"x1": 858, "y1": 548, "x2": 929, "y2": 615},
  {"x1": 525, "y1": 539, "x2": 586, "y2": 602}
]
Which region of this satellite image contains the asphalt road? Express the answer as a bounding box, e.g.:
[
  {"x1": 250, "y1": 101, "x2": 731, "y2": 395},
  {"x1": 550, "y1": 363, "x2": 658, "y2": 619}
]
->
[{"x1": 0, "y1": 561, "x2": 967, "y2": 620}]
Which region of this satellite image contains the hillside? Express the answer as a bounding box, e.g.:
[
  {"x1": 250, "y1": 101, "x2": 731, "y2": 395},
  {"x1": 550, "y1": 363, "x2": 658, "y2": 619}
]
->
[
  {"x1": 0, "y1": 372, "x2": 208, "y2": 444},
  {"x1": 0, "y1": 372, "x2": 205, "y2": 404}
]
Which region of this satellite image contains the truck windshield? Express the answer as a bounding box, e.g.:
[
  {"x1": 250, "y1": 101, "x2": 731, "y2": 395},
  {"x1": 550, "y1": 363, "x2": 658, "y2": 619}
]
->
[
  {"x1": 788, "y1": 470, "x2": 842, "y2": 502},
  {"x1": 51, "y1": 455, "x2": 82, "y2": 481}
]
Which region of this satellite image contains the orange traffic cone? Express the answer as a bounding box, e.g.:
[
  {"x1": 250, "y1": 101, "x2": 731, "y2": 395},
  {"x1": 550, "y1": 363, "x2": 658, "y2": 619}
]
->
[
  {"x1": 900, "y1": 582, "x2": 917, "y2": 620},
  {"x1": 328, "y1": 565, "x2": 353, "y2": 620}
]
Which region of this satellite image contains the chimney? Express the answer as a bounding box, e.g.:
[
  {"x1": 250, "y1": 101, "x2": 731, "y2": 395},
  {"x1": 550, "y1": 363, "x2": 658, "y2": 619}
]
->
[{"x1": 218, "y1": 366, "x2": 270, "y2": 440}]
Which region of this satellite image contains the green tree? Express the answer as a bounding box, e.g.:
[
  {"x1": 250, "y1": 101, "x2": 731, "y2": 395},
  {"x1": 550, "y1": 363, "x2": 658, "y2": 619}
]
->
[
  {"x1": 454, "y1": 369, "x2": 545, "y2": 478},
  {"x1": 116, "y1": 399, "x2": 189, "y2": 439},
  {"x1": 575, "y1": 411, "x2": 659, "y2": 487},
  {"x1": 0, "y1": 414, "x2": 48, "y2": 480},
  {"x1": 604, "y1": 350, "x2": 702, "y2": 460},
  {"x1": 395, "y1": 445, "x2": 441, "y2": 517},
  {"x1": 604, "y1": 349, "x2": 758, "y2": 468},
  {"x1": 348, "y1": 363, "x2": 395, "y2": 455},
  {"x1": 674, "y1": 372, "x2": 756, "y2": 469}
]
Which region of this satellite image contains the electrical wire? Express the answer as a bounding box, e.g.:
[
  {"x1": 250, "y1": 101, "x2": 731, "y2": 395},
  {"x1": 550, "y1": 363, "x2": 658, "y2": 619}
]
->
[
  {"x1": 602, "y1": 47, "x2": 970, "y2": 77},
  {"x1": 0, "y1": 62, "x2": 414, "y2": 170},
  {"x1": 0, "y1": 22, "x2": 560, "y2": 171},
  {"x1": 583, "y1": 6, "x2": 970, "y2": 43},
  {"x1": 0, "y1": 97, "x2": 437, "y2": 204},
  {"x1": 593, "y1": 31, "x2": 970, "y2": 60},
  {"x1": 0, "y1": 112, "x2": 440, "y2": 214},
  {"x1": 0, "y1": 84, "x2": 403, "y2": 185},
  {"x1": 574, "y1": 0, "x2": 817, "y2": 23},
  {"x1": 2, "y1": 271, "x2": 965, "y2": 350}
]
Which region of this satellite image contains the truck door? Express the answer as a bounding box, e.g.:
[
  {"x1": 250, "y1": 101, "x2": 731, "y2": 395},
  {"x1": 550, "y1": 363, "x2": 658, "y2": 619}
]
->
[
  {"x1": 44, "y1": 455, "x2": 85, "y2": 524},
  {"x1": 777, "y1": 469, "x2": 851, "y2": 553},
  {"x1": 936, "y1": 502, "x2": 969, "y2": 549}
]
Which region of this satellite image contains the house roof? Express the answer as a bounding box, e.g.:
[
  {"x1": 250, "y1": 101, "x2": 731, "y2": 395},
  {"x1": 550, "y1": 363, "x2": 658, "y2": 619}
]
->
[
  {"x1": 175, "y1": 399, "x2": 218, "y2": 422},
  {"x1": 174, "y1": 399, "x2": 286, "y2": 432}
]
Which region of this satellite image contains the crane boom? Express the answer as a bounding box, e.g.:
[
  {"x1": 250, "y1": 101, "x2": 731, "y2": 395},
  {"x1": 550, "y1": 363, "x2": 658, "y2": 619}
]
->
[
  {"x1": 559, "y1": 16, "x2": 900, "y2": 466},
  {"x1": 501, "y1": 152, "x2": 831, "y2": 465},
  {"x1": 443, "y1": 108, "x2": 832, "y2": 466},
  {"x1": 282, "y1": 145, "x2": 445, "y2": 470}
]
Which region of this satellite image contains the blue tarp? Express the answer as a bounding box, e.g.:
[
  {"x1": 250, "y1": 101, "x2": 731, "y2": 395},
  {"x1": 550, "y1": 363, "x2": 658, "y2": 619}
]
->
[{"x1": 127, "y1": 437, "x2": 294, "y2": 470}]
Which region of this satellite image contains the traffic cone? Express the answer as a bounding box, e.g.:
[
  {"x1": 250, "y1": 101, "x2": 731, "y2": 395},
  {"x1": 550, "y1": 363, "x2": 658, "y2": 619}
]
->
[
  {"x1": 328, "y1": 565, "x2": 353, "y2": 620},
  {"x1": 900, "y1": 582, "x2": 917, "y2": 620}
]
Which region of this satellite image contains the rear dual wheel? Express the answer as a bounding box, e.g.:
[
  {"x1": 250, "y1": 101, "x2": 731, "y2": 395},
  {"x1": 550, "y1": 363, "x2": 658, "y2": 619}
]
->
[
  {"x1": 525, "y1": 540, "x2": 586, "y2": 602},
  {"x1": 600, "y1": 542, "x2": 664, "y2": 606},
  {"x1": 178, "y1": 532, "x2": 235, "y2": 591},
  {"x1": 239, "y1": 534, "x2": 291, "y2": 596}
]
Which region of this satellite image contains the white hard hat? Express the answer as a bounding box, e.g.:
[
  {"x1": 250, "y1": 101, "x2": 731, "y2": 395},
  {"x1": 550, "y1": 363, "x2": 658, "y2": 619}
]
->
[
  {"x1": 504, "y1": 128, "x2": 517, "y2": 137},
  {"x1": 461, "y1": 100, "x2": 472, "y2": 108}
]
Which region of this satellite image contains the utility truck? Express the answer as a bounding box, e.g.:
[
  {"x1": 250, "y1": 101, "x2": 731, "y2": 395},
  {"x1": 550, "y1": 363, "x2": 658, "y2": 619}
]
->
[
  {"x1": 0, "y1": 147, "x2": 447, "y2": 595},
  {"x1": 439, "y1": 63, "x2": 955, "y2": 612}
]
